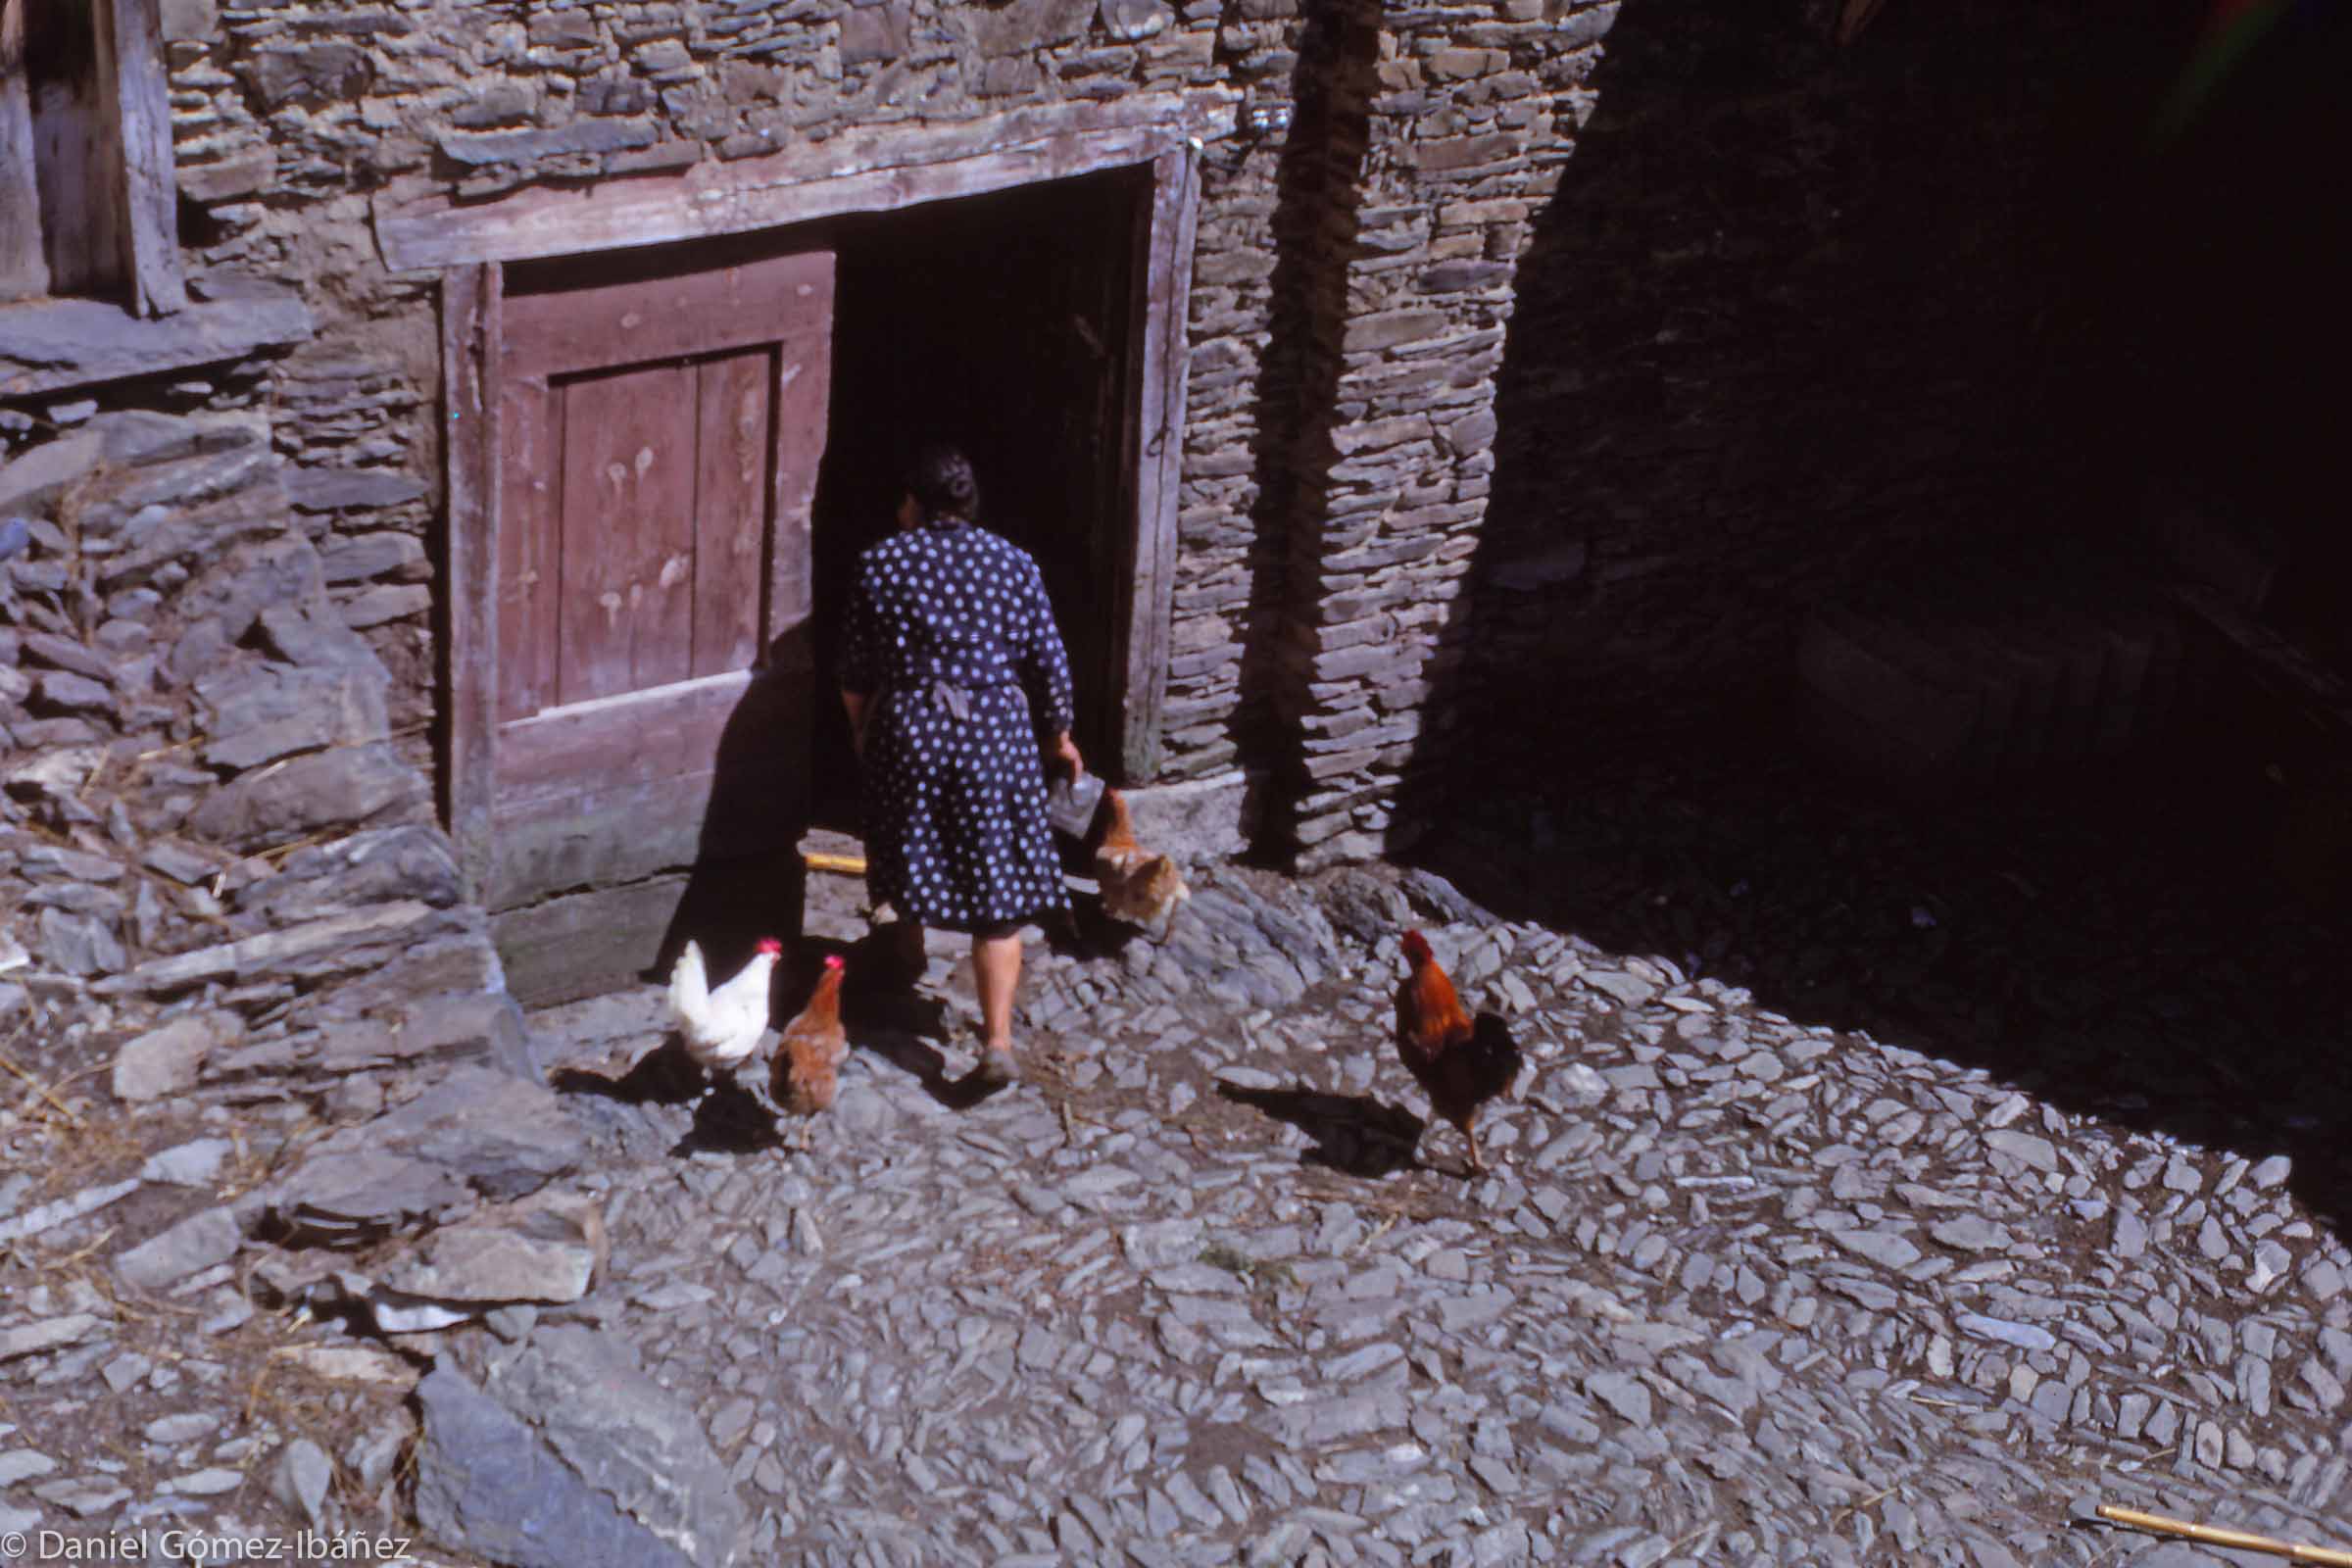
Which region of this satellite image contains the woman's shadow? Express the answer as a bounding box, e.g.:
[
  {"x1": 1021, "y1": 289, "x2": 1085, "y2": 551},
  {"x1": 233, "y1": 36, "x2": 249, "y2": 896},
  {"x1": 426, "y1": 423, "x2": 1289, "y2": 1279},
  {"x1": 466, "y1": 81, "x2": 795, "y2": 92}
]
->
[
  {"x1": 836, "y1": 921, "x2": 1030, "y2": 1109},
  {"x1": 1216, "y1": 1081, "x2": 1428, "y2": 1177}
]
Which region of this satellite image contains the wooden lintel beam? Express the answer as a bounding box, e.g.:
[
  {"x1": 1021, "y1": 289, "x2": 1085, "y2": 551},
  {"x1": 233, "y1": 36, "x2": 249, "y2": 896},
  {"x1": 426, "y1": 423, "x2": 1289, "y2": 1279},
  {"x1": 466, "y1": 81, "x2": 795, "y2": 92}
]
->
[{"x1": 374, "y1": 92, "x2": 1240, "y2": 273}]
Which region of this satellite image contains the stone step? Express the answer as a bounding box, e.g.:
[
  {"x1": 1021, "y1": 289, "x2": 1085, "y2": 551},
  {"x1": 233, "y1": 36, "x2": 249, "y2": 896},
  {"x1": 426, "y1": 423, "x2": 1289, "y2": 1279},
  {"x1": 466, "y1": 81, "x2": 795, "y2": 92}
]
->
[{"x1": 1798, "y1": 579, "x2": 2193, "y2": 779}]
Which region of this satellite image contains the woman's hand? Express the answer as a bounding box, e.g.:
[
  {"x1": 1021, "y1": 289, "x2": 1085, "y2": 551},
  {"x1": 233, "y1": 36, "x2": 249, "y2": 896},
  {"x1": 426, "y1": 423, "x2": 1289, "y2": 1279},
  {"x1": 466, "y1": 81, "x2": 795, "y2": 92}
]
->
[{"x1": 1051, "y1": 731, "x2": 1083, "y2": 779}]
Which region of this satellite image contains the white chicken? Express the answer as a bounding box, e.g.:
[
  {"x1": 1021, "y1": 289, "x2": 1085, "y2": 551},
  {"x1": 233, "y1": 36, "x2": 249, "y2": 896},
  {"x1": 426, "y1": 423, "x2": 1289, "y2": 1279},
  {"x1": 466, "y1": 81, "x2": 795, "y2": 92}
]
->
[{"x1": 667, "y1": 937, "x2": 782, "y2": 1073}]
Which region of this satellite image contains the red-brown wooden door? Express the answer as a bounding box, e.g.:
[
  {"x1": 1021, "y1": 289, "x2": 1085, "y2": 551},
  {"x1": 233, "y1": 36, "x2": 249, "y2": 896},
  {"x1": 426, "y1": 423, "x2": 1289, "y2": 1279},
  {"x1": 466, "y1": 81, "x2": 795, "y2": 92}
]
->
[{"x1": 487, "y1": 249, "x2": 833, "y2": 982}]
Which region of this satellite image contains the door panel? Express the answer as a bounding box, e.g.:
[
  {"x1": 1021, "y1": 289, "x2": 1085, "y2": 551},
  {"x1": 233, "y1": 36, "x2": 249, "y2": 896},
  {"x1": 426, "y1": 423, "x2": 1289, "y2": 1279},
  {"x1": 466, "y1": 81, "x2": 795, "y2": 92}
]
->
[
  {"x1": 490, "y1": 247, "x2": 835, "y2": 983},
  {"x1": 556, "y1": 361, "x2": 699, "y2": 704},
  {"x1": 489, "y1": 669, "x2": 800, "y2": 904},
  {"x1": 495, "y1": 376, "x2": 555, "y2": 723},
  {"x1": 766, "y1": 342, "x2": 828, "y2": 668},
  {"x1": 693, "y1": 349, "x2": 773, "y2": 678}
]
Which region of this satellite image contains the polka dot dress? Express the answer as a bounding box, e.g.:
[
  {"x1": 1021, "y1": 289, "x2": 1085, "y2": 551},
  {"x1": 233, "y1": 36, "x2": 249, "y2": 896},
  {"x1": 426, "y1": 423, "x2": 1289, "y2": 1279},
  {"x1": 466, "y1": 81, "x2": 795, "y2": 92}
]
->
[{"x1": 839, "y1": 518, "x2": 1077, "y2": 934}]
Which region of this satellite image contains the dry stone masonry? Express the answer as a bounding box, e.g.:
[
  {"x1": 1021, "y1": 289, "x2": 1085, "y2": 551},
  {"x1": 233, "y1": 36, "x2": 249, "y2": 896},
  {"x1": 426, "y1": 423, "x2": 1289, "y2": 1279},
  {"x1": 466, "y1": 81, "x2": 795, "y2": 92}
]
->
[
  {"x1": 2, "y1": 0, "x2": 2234, "y2": 891},
  {"x1": 122, "y1": 0, "x2": 1623, "y2": 864},
  {"x1": 0, "y1": 407, "x2": 547, "y2": 1242}
]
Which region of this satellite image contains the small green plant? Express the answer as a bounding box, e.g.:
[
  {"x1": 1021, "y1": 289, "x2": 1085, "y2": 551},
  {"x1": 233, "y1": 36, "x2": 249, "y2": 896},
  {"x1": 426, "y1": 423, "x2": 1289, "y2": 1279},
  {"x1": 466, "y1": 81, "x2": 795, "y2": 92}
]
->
[{"x1": 1198, "y1": 1242, "x2": 1298, "y2": 1294}]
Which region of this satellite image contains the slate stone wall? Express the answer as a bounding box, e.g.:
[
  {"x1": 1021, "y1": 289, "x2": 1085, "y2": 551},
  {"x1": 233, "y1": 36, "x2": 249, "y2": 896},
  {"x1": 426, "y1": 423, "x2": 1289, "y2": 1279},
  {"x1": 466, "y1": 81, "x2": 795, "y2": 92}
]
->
[
  {"x1": 12, "y1": 0, "x2": 2125, "y2": 875},
  {"x1": 0, "y1": 411, "x2": 529, "y2": 1122},
  {"x1": 1446, "y1": 0, "x2": 2117, "y2": 773},
  {"x1": 134, "y1": 0, "x2": 1620, "y2": 848},
  {"x1": 1251, "y1": 0, "x2": 1619, "y2": 864}
]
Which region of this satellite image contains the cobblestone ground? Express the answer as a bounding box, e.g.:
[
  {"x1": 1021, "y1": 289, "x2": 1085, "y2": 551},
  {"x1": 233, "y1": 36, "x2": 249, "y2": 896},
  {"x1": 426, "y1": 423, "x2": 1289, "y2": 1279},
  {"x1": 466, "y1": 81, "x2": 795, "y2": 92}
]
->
[
  {"x1": 7, "y1": 768, "x2": 2351, "y2": 1568},
  {"x1": 520, "y1": 836, "x2": 2352, "y2": 1568}
]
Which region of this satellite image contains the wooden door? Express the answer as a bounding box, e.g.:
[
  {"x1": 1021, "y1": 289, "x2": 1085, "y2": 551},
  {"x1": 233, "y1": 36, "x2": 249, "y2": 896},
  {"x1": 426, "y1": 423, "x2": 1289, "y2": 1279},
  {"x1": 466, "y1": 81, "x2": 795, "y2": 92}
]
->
[{"x1": 487, "y1": 249, "x2": 833, "y2": 994}]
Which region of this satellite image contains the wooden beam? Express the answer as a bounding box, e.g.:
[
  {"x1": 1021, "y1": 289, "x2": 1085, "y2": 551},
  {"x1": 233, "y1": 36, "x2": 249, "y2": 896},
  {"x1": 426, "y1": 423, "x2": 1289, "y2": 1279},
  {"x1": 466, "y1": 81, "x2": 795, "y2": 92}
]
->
[
  {"x1": 494, "y1": 669, "x2": 756, "y2": 805},
  {"x1": 1116, "y1": 141, "x2": 1200, "y2": 782},
  {"x1": 0, "y1": 0, "x2": 48, "y2": 303},
  {"x1": 110, "y1": 0, "x2": 184, "y2": 316},
  {"x1": 501, "y1": 248, "x2": 832, "y2": 377},
  {"x1": 442, "y1": 263, "x2": 501, "y2": 904},
  {"x1": 373, "y1": 92, "x2": 1238, "y2": 272},
  {"x1": 493, "y1": 875, "x2": 690, "y2": 1006}
]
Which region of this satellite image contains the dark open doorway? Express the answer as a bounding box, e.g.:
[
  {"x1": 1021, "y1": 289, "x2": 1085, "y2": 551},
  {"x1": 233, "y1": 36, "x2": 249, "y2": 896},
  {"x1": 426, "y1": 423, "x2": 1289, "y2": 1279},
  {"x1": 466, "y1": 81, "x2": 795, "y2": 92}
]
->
[{"x1": 808, "y1": 166, "x2": 1152, "y2": 831}]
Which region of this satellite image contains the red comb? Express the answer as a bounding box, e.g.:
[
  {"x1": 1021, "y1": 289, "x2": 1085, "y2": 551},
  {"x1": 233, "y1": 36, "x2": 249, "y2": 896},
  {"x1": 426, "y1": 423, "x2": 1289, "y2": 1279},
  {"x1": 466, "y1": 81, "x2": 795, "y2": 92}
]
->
[
  {"x1": 823, "y1": 954, "x2": 846, "y2": 970},
  {"x1": 756, "y1": 938, "x2": 783, "y2": 956}
]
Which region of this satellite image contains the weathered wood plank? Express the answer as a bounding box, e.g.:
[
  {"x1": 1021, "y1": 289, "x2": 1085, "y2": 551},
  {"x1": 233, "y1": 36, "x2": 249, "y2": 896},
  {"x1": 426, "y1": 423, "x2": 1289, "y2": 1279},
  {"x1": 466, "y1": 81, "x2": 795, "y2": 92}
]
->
[
  {"x1": 441, "y1": 263, "x2": 501, "y2": 902},
  {"x1": 493, "y1": 875, "x2": 691, "y2": 1005},
  {"x1": 492, "y1": 770, "x2": 748, "y2": 908},
  {"x1": 1117, "y1": 144, "x2": 1199, "y2": 782},
  {"x1": 556, "y1": 361, "x2": 696, "y2": 703},
  {"x1": 35, "y1": 0, "x2": 127, "y2": 300},
  {"x1": 495, "y1": 374, "x2": 554, "y2": 721},
  {"x1": 642, "y1": 368, "x2": 700, "y2": 693},
  {"x1": 373, "y1": 95, "x2": 1239, "y2": 271},
  {"x1": 693, "y1": 348, "x2": 772, "y2": 678},
  {"x1": 503, "y1": 250, "x2": 833, "y2": 378},
  {"x1": 765, "y1": 258, "x2": 834, "y2": 654},
  {"x1": 497, "y1": 668, "x2": 760, "y2": 803},
  {"x1": 489, "y1": 735, "x2": 806, "y2": 903},
  {"x1": 0, "y1": 0, "x2": 48, "y2": 303},
  {"x1": 492, "y1": 841, "x2": 808, "y2": 1006},
  {"x1": 110, "y1": 0, "x2": 185, "y2": 315}
]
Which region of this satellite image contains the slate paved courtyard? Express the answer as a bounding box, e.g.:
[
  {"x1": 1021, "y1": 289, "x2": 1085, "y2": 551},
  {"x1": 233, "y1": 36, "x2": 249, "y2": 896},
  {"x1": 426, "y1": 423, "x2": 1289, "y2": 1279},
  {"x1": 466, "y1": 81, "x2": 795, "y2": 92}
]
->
[
  {"x1": 520, "y1": 820, "x2": 2352, "y2": 1568},
  {"x1": 6, "y1": 773, "x2": 2351, "y2": 1568}
]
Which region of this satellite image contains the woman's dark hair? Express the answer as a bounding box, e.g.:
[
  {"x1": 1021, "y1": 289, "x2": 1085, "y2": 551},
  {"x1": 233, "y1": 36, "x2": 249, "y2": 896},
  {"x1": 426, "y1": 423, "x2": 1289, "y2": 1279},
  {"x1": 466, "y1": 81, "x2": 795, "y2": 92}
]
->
[{"x1": 905, "y1": 443, "x2": 980, "y2": 523}]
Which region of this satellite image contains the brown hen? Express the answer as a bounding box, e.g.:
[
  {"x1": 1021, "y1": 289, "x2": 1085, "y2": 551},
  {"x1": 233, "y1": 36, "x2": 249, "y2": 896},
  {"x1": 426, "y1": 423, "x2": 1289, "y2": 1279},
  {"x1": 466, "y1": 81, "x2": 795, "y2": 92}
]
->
[
  {"x1": 1094, "y1": 788, "x2": 1190, "y2": 938},
  {"x1": 772, "y1": 954, "x2": 850, "y2": 1117}
]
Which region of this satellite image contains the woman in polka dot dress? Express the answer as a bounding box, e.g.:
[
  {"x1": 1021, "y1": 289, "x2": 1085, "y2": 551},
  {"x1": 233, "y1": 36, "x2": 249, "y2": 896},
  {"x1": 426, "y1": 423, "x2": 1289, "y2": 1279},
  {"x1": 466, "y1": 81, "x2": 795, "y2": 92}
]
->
[{"x1": 839, "y1": 445, "x2": 1083, "y2": 1086}]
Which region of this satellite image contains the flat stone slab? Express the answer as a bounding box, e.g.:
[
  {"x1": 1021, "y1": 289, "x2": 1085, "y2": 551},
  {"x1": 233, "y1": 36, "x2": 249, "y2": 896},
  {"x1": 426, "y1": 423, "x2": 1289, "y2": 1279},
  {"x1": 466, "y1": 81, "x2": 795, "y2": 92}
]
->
[
  {"x1": 0, "y1": 281, "x2": 314, "y2": 398},
  {"x1": 415, "y1": 1325, "x2": 742, "y2": 1568}
]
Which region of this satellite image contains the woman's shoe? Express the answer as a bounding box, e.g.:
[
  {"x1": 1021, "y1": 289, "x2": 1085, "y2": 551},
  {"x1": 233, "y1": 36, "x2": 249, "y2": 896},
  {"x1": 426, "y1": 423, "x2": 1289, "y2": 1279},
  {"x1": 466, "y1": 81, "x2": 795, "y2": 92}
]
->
[{"x1": 959, "y1": 1050, "x2": 1019, "y2": 1094}]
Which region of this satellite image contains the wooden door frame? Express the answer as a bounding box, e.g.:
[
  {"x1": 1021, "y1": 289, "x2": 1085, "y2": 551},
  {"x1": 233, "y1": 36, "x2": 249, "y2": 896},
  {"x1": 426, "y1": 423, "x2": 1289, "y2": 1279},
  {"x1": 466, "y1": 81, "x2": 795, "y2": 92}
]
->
[{"x1": 428, "y1": 97, "x2": 1227, "y2": 896}]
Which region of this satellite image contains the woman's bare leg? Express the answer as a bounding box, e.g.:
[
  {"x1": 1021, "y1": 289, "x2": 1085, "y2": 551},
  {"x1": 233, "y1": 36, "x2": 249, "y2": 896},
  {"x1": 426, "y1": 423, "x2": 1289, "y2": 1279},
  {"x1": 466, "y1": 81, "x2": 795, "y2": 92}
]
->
[{"x1": 974, "y1": 932, "x2": 1022, "y2": 1054}]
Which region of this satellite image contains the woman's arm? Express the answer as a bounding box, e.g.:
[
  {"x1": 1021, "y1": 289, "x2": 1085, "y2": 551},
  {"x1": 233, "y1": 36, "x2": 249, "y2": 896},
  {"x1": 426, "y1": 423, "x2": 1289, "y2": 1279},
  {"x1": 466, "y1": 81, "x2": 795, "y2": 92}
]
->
[
  {"x1": 1017, "y1": 559, "x2": 1078, "y2": 772},
  {"x1": 839, "y1": 561, "x2": 881, "y2": 761}
]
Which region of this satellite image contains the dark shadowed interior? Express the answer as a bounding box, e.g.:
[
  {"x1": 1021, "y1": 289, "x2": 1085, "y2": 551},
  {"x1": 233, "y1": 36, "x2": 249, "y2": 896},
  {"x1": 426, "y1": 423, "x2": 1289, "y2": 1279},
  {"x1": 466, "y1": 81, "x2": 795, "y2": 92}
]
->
[{"x1": 809, "y1": 166, "x2": 1150, "y2": 828}]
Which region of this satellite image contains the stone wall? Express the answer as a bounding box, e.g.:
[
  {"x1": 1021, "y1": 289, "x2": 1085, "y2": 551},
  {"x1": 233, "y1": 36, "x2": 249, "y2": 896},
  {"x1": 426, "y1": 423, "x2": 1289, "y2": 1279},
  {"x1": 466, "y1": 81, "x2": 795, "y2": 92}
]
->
[
  {"x1": 0, "y1": 410, "x2": 528, "y2": 1125},
  {"x1": 1443, "y1": 0, "x2": 2120, "y2": 771},
  {"x1": 139, "y1": 0, "x2": 1622, "y2": 846},
  {"x1": 16, "y1": 0, "x2": 2130, "y2": 883},
  {"x1": 1250, "y1": 0, "x2": 1622, "y2": 865},
  {"x1": 159, "y1": 0, "x2": 1298, "y2": 790}
]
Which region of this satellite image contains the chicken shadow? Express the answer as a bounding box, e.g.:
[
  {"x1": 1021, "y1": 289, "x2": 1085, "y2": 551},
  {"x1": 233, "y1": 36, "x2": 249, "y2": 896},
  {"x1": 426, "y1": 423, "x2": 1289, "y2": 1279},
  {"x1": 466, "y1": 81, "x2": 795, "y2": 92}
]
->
[
  {"x1": 550, "y1": 1039, "x2": 785, "y2": 1157},
  {"x1": 1215, "y1": 1082, "x2": 1427, "y2": 1179},
  {"x1": 551, "y1": 1037, "x2": 705, "y2": 1108},
  {"x1": 669, "y1": 1077, "x2": 787, "y2": 1157}
]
